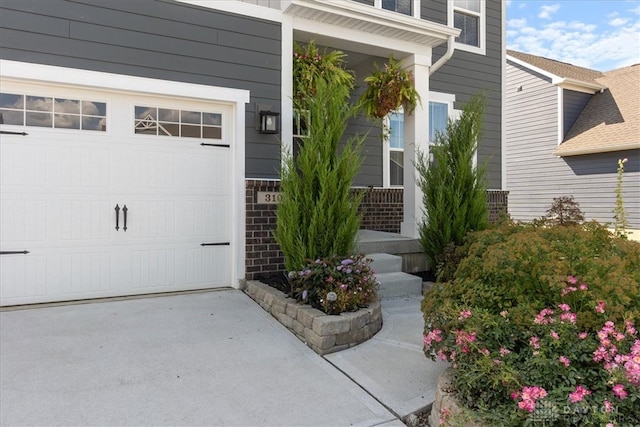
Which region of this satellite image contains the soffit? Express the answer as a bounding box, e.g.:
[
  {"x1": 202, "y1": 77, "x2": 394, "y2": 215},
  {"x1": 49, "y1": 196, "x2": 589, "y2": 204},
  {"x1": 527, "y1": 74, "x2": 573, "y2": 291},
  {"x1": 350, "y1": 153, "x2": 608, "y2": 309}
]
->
[{"x1": 284, "y1": 0, "x2": 459, "y2": 48}]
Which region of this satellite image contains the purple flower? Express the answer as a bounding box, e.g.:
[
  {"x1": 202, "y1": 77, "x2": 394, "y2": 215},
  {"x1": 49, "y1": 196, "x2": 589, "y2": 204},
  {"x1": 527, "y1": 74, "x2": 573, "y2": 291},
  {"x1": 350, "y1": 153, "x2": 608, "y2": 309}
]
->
[{"x1": 341, "y1": 258, "x2": 354, "y2": 266}]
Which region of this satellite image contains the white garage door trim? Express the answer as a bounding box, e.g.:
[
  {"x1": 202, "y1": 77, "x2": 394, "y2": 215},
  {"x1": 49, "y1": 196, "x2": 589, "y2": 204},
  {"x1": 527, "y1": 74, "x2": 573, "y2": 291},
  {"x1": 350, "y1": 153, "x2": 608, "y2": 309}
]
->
[{"x1": 0, "y1": 60, "x2": 249, "y2": 303}]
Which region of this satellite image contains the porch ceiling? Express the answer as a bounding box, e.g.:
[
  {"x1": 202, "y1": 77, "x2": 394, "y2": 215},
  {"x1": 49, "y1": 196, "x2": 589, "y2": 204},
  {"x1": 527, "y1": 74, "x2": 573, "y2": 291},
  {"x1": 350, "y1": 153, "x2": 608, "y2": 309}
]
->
[{"x1": 284, "y1": 0, "x2": 459, "y2": 55}]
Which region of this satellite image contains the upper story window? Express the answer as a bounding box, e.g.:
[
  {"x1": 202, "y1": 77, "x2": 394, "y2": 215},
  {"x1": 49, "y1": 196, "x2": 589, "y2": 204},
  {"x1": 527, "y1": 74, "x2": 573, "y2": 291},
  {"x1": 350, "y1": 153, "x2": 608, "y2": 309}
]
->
[
  {"x1": 0, "y1": 92, "x2": 107, "y2": 131},
  {"x1": 374, "y1": 0, "x2": 420, "y2": 18},
  {"x1": 450, "y1": 0, "x2": 486, "y2": 55}
]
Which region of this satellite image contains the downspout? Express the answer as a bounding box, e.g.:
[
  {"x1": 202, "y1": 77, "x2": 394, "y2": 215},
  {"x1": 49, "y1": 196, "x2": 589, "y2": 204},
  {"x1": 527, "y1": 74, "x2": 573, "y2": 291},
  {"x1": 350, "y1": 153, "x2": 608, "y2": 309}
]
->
[{"x1": 430, "y1": 35, "x2": 455, "y2": 75}]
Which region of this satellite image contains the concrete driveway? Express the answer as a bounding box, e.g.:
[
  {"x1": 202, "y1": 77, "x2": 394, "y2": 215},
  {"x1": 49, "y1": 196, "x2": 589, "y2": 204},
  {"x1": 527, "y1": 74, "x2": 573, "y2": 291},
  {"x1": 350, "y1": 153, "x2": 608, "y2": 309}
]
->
[{"x1": 0, "y1": 289, "x2": 400, "y2": 426}]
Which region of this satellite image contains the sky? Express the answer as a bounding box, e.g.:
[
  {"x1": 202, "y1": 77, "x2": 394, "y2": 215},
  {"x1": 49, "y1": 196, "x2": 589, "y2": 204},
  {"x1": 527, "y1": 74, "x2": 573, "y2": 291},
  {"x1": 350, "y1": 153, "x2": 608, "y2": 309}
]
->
[{"x1": 506, "y1": 0, "x2": 640, "y2": 71}]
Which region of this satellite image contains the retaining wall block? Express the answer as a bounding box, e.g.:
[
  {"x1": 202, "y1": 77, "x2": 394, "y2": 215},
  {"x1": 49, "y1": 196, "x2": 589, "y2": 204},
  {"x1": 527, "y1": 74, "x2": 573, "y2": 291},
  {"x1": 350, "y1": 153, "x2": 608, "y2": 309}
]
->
[{"x1": 312, "y1": 315, "x2": 351, "y2": 336}]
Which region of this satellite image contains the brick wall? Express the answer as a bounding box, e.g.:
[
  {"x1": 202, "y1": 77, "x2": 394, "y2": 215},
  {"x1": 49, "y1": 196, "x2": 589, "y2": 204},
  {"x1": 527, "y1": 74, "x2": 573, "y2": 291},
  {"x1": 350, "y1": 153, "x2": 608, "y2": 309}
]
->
[{"x1": 245, "y1": 179, "x2": 508, "y2": 279}]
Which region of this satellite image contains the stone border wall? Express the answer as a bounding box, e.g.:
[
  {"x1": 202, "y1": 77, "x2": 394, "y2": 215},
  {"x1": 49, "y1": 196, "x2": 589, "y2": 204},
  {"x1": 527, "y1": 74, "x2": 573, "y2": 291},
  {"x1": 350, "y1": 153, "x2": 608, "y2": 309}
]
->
[{"x1": 244, "y1": 280, "x2": 382, "y2": 355}]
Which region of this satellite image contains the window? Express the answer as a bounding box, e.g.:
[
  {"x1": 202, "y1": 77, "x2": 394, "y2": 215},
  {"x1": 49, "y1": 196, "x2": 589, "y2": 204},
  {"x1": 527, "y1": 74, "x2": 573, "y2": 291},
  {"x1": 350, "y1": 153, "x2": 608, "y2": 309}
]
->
[
  {"x1": 429, "y1": 102, "x2": 448, "y2": 143},
  {"x1": 292, "y1": 109, "x2": 310, "y2": 138},
  {"x1": 134, "y1": 106, "x2": 222, "y2": 139},
  {"x1": 382, "y1": 0, "x2": 412, "y2": 16},
  {"x1": 0, "y1": 92, "x2": 106, "y2": 131},
  {"x1": 374, "y1": 0, "x2": 419, "y2": 18},
  {"x1": 388, "y1": 110, "x2": 404, "y2": 186},
  {"x1": 383, "y1": 93, "x2": 459, "y2": 187},
  {"x1": 450, "y1": 0, "x2": 485, "y2": 54}
]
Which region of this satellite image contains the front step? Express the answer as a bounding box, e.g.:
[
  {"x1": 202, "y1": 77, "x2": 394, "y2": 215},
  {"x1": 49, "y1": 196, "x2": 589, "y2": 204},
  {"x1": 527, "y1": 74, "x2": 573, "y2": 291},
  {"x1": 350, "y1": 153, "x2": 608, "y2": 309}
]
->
[{"x1": 368, "y1": 253, "x2": 423, "y2": 298}]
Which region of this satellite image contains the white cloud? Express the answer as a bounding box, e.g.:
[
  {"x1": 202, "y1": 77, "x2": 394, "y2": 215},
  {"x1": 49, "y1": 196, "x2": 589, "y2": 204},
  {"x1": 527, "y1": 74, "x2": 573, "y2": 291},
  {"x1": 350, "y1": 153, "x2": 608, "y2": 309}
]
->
[
  {"x1": 507, "y1": 18, "x2": 528, "y2": 28},
  {"x1": 609, "y1": 17, "x2": 629, "y2": 26},
  {"x1": 538, "y1": 4, "x2": 560, "y2": 19}
]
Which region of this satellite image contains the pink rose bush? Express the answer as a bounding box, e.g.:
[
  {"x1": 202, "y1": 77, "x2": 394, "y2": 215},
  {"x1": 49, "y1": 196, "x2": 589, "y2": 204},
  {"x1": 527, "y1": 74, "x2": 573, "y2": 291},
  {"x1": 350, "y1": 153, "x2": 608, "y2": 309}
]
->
[{"x1": 423, "y1": 275, "x2": 639, "y2": 426}]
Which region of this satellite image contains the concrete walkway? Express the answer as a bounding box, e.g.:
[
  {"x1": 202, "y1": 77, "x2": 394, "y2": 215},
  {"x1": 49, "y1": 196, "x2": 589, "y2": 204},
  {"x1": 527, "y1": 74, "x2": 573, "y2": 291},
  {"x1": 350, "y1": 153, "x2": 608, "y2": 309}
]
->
[{"x1": 0, "y1": 289, "x2": 445, "y2": 426}]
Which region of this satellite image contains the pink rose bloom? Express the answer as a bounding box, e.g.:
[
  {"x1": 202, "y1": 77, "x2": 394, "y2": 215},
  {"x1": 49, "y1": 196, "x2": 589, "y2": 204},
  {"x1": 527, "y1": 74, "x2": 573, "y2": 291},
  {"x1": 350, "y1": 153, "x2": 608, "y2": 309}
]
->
[
  {"x1": 569, "y1": 385, "x2": 591, "y2": 403},
  {"x1": 559, "y1": 356, "x2": 570, "y2": 367},
  {"x1": 596, "y1": 301, "x2": 606, "y2": 313},
  {"x1": 578, "y1": 332, "x2": 588, "y2": 339},
  {"x1": 558, "y1": 303, "x2": 571, "y2": 312},
  {"x1": 613, "y1": 384, "x2": 627, "y2": 399},
  {"x1": 550, "y1": 330, "x2": 560, "y2": 340},
  {"x1": 458, "y1": 310, "x2": 472, "y2": 320},
  {"x1": 567, "y1": 275, "x2": 578, "y2": 284},
  {"x1": 603, "y1": 400, "x2": 613, "y2": 413}
]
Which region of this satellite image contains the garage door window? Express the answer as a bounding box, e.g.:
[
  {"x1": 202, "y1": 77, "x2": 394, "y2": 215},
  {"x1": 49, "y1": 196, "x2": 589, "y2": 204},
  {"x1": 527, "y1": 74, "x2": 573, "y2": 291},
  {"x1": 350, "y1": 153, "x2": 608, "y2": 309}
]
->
[
  {"x1": 0, "y1": 93, "x2": 106, "y2": 131},
  {"x1": 134, "y1": 106, "x2": 222, "y2": 139}
]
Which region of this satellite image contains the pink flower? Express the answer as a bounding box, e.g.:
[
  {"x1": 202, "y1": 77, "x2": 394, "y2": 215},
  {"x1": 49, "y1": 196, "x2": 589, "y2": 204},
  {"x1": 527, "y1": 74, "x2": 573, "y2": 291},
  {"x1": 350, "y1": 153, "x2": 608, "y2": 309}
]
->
[
  {"x1": 479, "y1": 347, "x2": 490, "y2": 356},
  {"x1": 579, "y1": 283, "x2": 588, "y2": 291},
  {"x1": 534, "y1": 308, "x2": 555, "y2": 325},
  {"x1": 578, "y1": 332, "x2": 588, "y2": 340},
  {"x1": 596, "y1": 301, "x2": 606, "y2": 313},
  {"x1": 423, "y1": 329, "x2": 443, "y2": 348},
  {"x1": 561, "y1": 286, "x2": 577, "y2": 297},
  {"x1": 603, "y1": 400, "x2": 613, "y2": 413},
  {"x1": 515, "y1": 386, "x2": 547, "y2": 413},
  {"x1": 530, "y1": 336, "x2": 541, "y2": 350},
  {"x1": 569, "y1": 385, "x2": 591, "y2": 403},
  {"x1": 550, "y1": 330, "x2": 560, "y2": 340},
  {"x1": 458, "y1": 310, "x2": 472, "y2": 320},
  {"x1": 559, "y1": 356, "x2": 570, "y2": 367},
  {"x1": 560, "y1": 312, "x2": 577, "y2": 324},
  {"x1": 499, "y1": 347, "x2": 511, "y2": 357},
  {"x1": 626, "y1": 320, "x2": 637, "y2": 336},
  {"x1": 558, "y1": 303, "x2": 571, "y2": 312},
  {"x1": 613, "y1": 384, "x2": 627, "y2": 399},
  {"x1": 567, "y1": 275, "x2": 578, "y2": 284},
  {"x1": 500, "y1": 310, "x2": 509, "y2": 318},
  {"x1": 436, "y1": 350, "x2": 448, "y2": 361}
]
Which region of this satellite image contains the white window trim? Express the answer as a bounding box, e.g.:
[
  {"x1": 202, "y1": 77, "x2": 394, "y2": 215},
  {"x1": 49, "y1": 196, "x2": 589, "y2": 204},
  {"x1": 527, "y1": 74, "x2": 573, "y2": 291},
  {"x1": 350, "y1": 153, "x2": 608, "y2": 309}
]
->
[
  {"x1": 374, "y1": 0, "x2": 421, "y2": 19},
  {"x1": 448, "y1": 0, "x2": 486, "y2": 55},
  {"x1": 382, "y1": 92, "x2": 460, "y2": 188}
]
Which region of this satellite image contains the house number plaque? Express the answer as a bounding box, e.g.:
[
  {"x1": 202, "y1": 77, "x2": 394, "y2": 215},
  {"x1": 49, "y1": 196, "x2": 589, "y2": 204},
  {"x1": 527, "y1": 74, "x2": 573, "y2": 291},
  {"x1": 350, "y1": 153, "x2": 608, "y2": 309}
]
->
[{"x1": 257, "y1": 191, "x2": 283, "y2": 204}]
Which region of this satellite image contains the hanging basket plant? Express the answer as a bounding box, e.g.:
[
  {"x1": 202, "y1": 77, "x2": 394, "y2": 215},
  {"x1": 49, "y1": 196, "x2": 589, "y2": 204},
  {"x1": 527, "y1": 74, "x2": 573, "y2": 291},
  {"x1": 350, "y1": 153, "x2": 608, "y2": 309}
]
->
[
  {"x1": 293, "y1": 41, "x2": 354, "y2": 108},
  {"x1": 358, "y1": 55, "x2": 421, "y2": 119}
]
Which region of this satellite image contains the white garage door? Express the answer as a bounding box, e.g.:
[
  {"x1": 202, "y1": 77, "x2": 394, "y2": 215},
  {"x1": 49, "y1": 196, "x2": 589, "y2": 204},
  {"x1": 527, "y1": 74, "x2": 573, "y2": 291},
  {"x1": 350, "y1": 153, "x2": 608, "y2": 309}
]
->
[{"x1": 0, "y1": 79, "x2": 237, "y2": 306}]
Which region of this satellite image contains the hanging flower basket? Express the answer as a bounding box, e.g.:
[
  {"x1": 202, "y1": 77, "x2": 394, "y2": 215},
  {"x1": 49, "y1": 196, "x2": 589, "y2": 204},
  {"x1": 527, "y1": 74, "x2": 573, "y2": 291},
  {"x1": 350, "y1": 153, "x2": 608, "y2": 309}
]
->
[{"x1": 358, "y1": 55, "x2": 421, "y2": 119}]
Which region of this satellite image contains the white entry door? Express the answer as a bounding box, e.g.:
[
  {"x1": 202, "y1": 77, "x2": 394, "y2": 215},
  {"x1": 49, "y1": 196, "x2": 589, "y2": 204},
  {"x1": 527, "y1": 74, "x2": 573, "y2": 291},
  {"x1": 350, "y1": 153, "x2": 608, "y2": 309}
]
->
[{"x1": 1, "y1": 81, "x2": 235, "y2": 306}]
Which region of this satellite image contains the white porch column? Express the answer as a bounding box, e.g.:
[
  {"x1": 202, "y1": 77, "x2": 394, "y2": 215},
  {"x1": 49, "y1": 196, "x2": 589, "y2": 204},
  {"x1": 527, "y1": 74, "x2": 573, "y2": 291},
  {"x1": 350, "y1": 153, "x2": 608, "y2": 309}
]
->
[{"x1": 400, "y1": 54, "x2": 431, "y2": 238}]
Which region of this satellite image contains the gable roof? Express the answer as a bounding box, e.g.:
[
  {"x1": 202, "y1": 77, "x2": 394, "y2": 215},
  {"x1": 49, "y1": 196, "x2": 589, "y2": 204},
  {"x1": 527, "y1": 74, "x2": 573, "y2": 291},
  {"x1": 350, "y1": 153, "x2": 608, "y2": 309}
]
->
[
  {"x1": 555, "y1": 64, "x2": 640, "y2": 156},
  {"x1": 507, "y1": 50, "x2": 604, "y2": 84},
  {"x1": 507, "y1": 50, "x2": 606, "y2": 93}
]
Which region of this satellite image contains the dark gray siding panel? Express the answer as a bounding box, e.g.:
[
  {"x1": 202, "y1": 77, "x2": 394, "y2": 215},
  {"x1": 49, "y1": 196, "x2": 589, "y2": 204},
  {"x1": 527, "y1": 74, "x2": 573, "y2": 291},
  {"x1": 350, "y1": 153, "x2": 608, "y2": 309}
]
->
[
  {"x1": 563, "y1": 90, "x2": 591, "y2": 138},
  {"x1": 0, "y1": 0, "x2": 282, "y2": 179},
  {"x1": 428, "y1": 0, "x2": 503, "y2": 189}
]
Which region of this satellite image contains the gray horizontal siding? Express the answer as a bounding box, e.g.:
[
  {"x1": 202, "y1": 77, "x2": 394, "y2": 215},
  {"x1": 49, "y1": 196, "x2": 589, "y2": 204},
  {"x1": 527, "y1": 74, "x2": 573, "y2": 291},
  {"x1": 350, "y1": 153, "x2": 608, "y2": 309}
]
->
[
  {"x1": 429, "y1": 0, "x2": 503, "y2": 190},
  {"x1": 505, "y1": 61, "x2": 640, "y2": 228},
  {"x1": 0, "y1": 0, "x2": 282, "y2": 179},
  {"x1": 563, "y1": 89, "x2": 591, "y2": 138}
]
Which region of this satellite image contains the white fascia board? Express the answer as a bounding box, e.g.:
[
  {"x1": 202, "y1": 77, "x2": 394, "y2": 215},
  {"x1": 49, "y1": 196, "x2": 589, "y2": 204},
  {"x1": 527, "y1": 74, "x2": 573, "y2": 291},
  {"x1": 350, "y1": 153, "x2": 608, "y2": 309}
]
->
[
  {"x1": 0, "y1": 60, "x2": 250, "y2": 105},
  {"x1": 507, "y1": 55, "x2": 558, "y2": 81},
  {"x1": 286, "y1": 0, "x2": 458, "y2": 45},
  {"x1": 175, "y1": 0, "x2": 283, "y2": 22},
  {"x1": 553, "y1": 78, "x2": 605, "y2": 94}
]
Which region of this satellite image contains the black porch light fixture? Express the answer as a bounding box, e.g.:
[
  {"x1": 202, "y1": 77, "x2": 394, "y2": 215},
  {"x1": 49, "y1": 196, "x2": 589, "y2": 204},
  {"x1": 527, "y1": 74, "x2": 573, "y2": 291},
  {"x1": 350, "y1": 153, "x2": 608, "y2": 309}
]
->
[{"x1": 259, "y1": 110, "x2": 280, "y2": 134}]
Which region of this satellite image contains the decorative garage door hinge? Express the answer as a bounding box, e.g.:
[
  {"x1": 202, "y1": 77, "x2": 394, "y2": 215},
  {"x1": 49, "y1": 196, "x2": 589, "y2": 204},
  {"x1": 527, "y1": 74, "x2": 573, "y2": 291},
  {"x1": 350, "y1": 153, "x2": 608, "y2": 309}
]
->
[
  {"x1": 200, "y1": 143, "x2": 230, "y2": 148},
  {"x1": 200, "y1": 242, "x2": 230, "y2": 246},
  {"x1": 0, "y1": 250, "x2": 30, "y2": 255},
  {"x1": 0, "y1": 131, "x2": 28, "y2": 136}
]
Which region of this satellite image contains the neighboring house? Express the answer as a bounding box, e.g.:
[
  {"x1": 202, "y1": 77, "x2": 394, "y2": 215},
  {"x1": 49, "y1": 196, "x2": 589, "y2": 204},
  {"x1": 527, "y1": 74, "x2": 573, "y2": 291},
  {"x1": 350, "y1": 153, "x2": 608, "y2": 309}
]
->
[
  {"x1": 0, "y1": 0, "x2": 505, "y2": 306},
  {"x1": 506, "y1": 50, "x2": 639, "y2": 230}
]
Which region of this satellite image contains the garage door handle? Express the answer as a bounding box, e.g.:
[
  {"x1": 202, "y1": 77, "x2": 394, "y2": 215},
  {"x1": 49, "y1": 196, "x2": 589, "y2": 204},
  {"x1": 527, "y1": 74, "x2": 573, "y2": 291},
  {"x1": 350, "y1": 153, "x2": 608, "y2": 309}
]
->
[
  {"x1": 123, "y1": 205, "x2": 128, "y2": 232},
  {"x1": 115, "y1": 204, "x2": 120, "y2": 231}
]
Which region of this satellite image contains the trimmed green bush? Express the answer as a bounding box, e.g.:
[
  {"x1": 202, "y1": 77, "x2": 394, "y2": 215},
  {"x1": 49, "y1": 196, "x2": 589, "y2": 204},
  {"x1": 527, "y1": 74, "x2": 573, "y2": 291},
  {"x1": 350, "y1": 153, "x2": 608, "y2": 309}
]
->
[
  {"x1": 422, "y1": 221, "x2": 640, "y2": 426},
  {"x1": 416, "y1": 94, "x2": 489, "y2": 278}
]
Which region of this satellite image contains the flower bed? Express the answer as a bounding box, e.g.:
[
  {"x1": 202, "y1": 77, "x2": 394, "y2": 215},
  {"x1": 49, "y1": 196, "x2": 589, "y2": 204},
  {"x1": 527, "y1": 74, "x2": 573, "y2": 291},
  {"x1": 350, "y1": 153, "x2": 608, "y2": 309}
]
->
[{"x1": 244, "y1": 280, "x2": 382, "y2": 355}]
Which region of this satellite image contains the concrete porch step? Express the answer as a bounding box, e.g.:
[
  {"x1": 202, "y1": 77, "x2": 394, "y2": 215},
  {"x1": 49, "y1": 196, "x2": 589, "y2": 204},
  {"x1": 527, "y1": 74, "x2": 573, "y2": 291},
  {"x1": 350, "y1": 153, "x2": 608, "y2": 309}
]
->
[
  {"x1": 375, "y1": 272, "x2": 423, "y2": 299},
  {"x1": 367, "y1": 253, "x2": 402, "y2": 275}
]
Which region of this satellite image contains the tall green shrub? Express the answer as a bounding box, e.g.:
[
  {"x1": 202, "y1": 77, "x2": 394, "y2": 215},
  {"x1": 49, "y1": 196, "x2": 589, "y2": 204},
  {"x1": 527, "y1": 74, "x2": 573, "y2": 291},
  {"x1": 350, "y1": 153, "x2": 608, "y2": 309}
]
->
[
  {"x1": 416, "y1": 94, "x2": 489, "y2": 273},
  {"x1": 275, "y1": 77, "x2": 366, "y2": 272}
]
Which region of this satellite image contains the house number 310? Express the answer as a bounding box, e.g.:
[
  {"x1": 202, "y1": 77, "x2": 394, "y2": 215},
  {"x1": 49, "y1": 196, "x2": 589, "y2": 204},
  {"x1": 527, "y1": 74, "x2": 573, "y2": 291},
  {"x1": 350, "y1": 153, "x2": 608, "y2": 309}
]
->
[{"x1": 257, "y1": 191, "x2": 283, "y2": 204}]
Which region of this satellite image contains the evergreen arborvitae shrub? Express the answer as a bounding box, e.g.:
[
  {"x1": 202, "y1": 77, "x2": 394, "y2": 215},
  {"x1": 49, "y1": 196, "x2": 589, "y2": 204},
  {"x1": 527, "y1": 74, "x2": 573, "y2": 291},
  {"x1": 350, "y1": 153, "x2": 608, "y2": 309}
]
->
[
  {"x1": 274, "y1": 78, "x2": 365, "y2": 272},
  {"x1": 416, "y1": 94, "x2": 489, "y2": 276}
]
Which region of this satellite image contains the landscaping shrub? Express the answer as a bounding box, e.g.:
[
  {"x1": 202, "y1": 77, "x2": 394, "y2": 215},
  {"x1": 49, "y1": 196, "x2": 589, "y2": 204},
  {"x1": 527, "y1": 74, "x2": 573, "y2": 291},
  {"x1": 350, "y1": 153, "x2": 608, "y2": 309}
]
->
[
  {"x1": 288, "y1": 255, "x2": 379, "y2": 314},
  {"x1": 542, "y1": 195, "x2": 585, "y2": 226},
  {"x1": 416, "y1": 94, "x2": 489, "y2": 274},
  {"x1": 422, "y1": 221, "x2": 640, "y2": 426}
]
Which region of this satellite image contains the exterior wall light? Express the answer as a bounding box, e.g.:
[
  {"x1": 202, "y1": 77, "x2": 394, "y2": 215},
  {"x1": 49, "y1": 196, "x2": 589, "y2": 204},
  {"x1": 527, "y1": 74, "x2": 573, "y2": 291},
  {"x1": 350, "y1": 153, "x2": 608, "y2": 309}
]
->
[{"x1": 259, "y1": 110, "x2": 280, "y2": 134}]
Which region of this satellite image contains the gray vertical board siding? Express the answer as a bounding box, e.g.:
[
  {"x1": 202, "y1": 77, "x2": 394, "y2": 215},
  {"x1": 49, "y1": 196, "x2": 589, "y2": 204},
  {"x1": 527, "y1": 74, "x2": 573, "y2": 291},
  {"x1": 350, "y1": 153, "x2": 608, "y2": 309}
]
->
[
  {"x1": 563, "y1": 89, "x2": 592, "y2": 138},
  {"x1": 505, "y1": 61, "x2": 640, "y2": 228},
  {"x1": 0, "y1": 0, "x2": 282, "y2": 180},
  {"x1": 428, "y1": 0, "x2": 503, "y2": 189}
]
